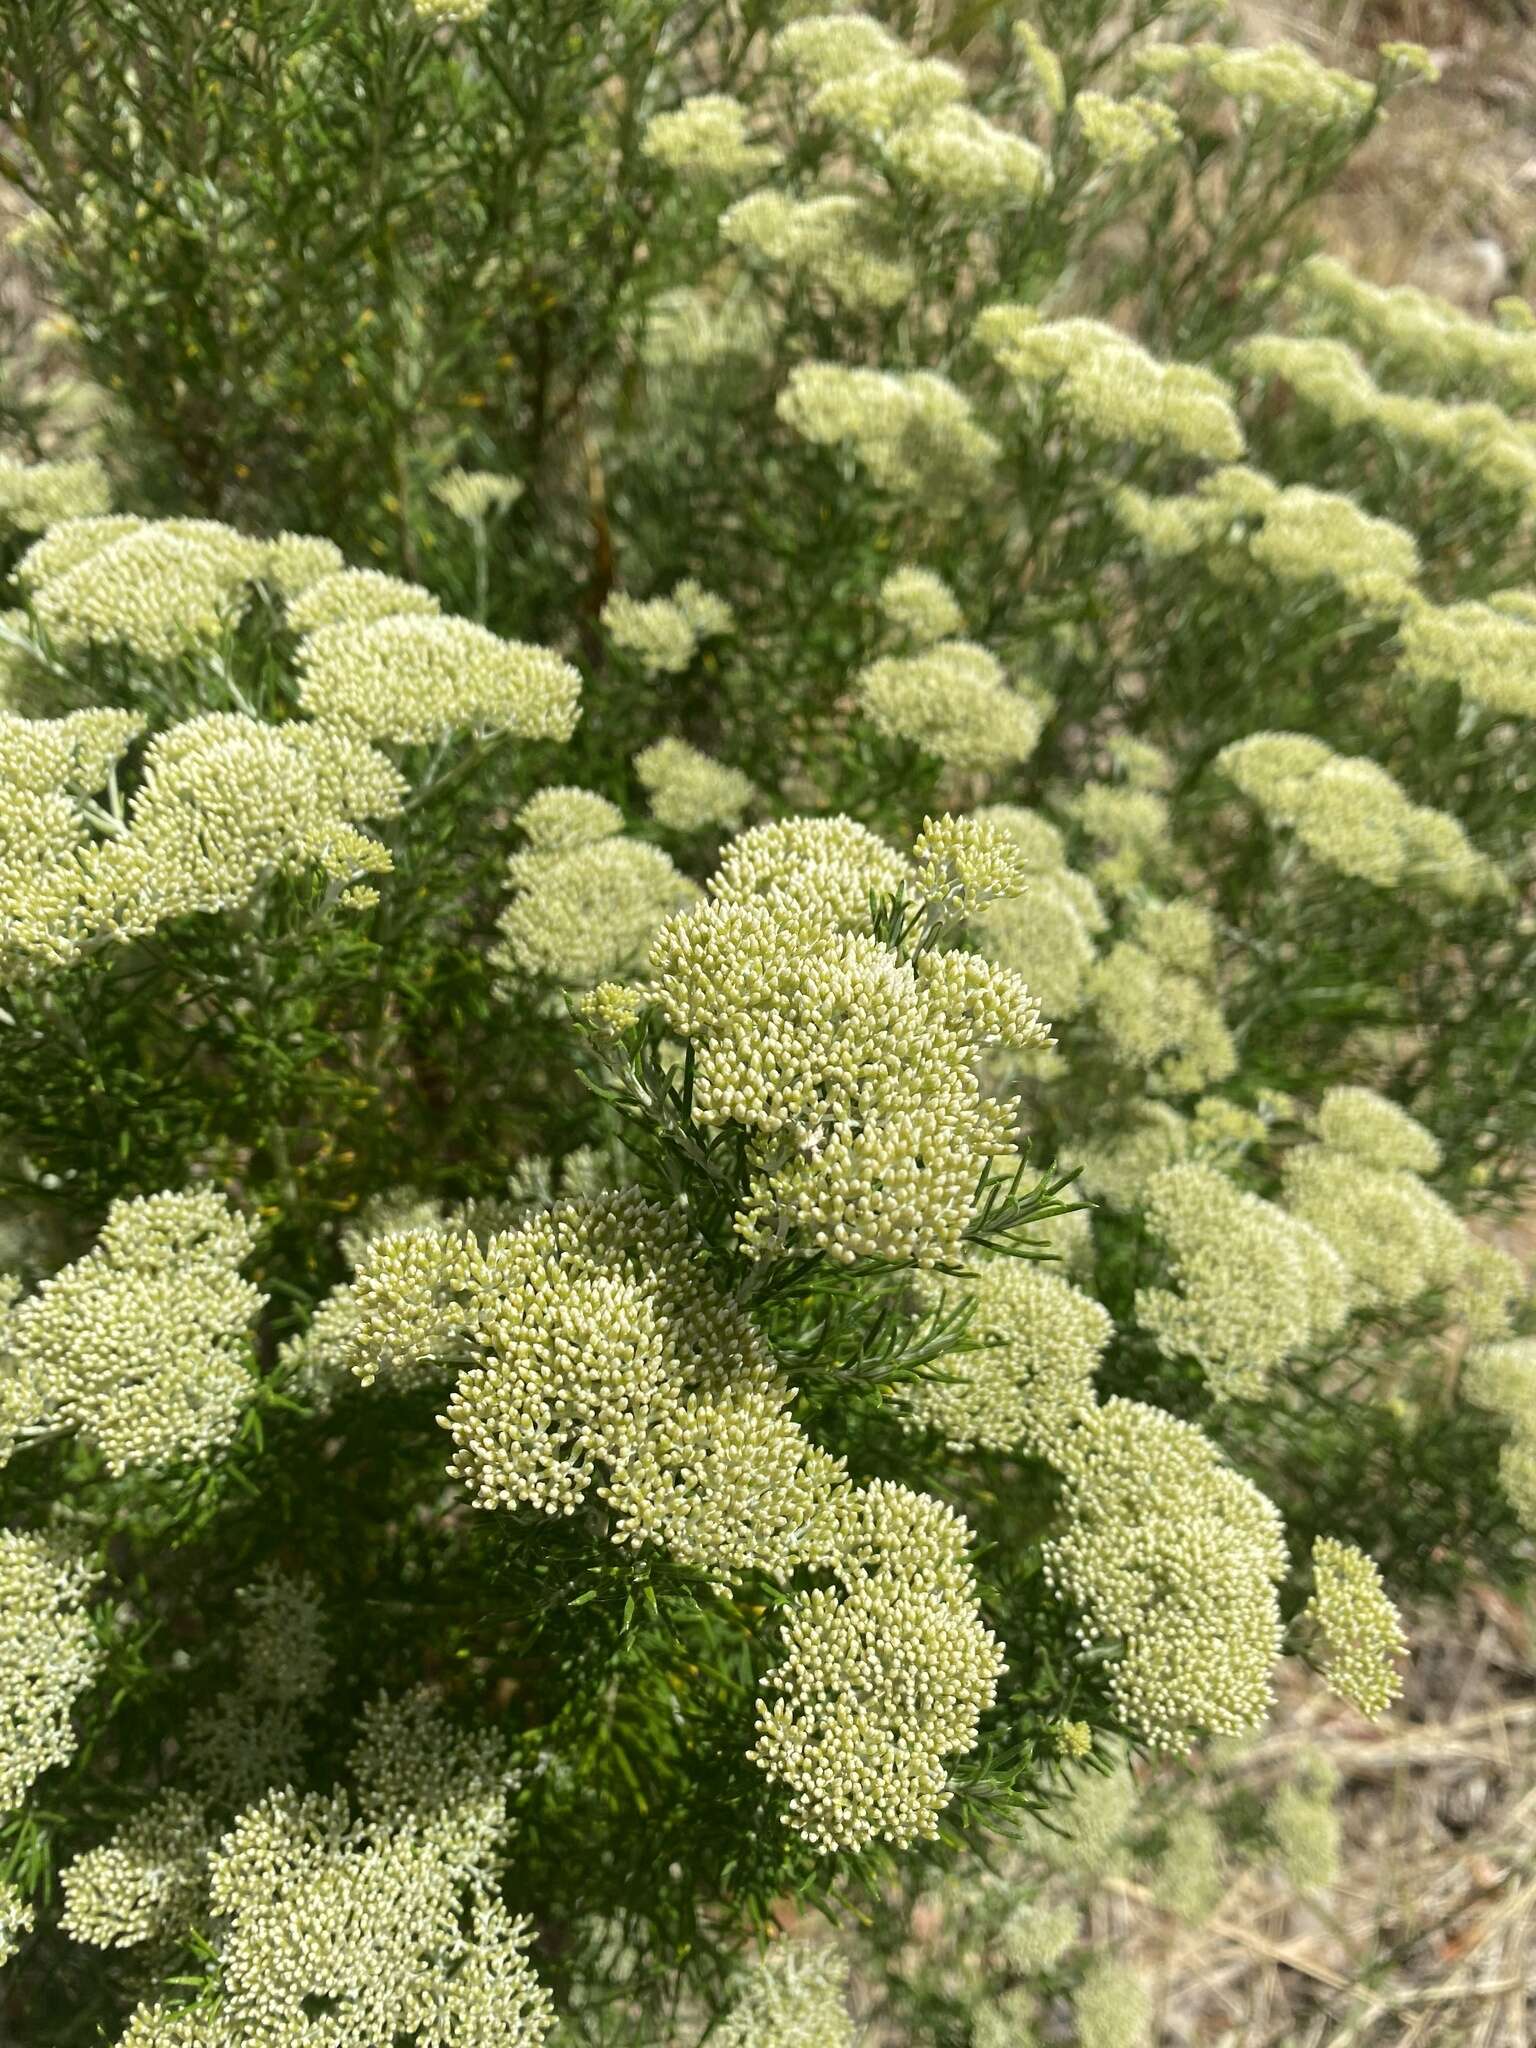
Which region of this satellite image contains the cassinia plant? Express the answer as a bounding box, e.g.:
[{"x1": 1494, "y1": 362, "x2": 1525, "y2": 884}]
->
[{"x1": 0, "y1": 2, "x2": 1529, "y2": 2041}]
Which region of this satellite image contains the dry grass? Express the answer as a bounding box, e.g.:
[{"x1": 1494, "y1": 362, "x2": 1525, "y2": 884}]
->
[{"x1": 1096, "y1": 1598, "x2": 1536, "y2": 2044}]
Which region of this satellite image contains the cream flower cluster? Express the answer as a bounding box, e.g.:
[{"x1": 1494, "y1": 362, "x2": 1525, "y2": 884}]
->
[
  {"x1": 1060, "y1": 781, "x2": 1174, "y2": 892},
  {"x1": 114, "y1": 1690, "x2": 553, "y2": 2048},
  {"x1": 437, "y1": 1193, "x2": 848, "y2": 1581},
  {"x1": 969, "y1": 803, "x2": 1105, "y2": 1023},
  {"x1": 856, "y1": 640, "x2": 1045, "y2": 774},
  {"x1": 1303, "y1": 1537, "x2": 1405, "y2": 1716},
  {"x1": 60, "y1": 1790, "x2": 213, "y2": 1949},
  {"x1": 643, "y1": 94, "x2": 780, "y2": 180},
  {"x1": 1281, "y1": 1141, "x2": 1471, "y2": 1311},
  {"x1": 1217, "y1": 731, "x2": 1498, "y2": 899},
  {"x1": 1134, "y1": 39, "x2": 1373, "y2": 133},
  {"x1": 1113, "y1": 464, "x2": 1421, "y2": 611},
  {"x1": 645, "y1": 820, "x2": 1048, "y2": 1266},
  {"x1": 1290, "y1": 253, "x2": 1536, "y2": 408},
  {"x1": 601, "y1": 578, "x2": 733, "y2": 675},
  {"x1": 1, "y1": 707, "x2": 406, "y2": 982},
  {"x1": 750, "y1": 1482, "x2": 1005, "y2": 1850},
  {"x1": 721, "y1": 192, "x2": 914, "y2": 310},
  {"x1": 23, "y1": 517, "x2": 265, "y2": 660},
  {"x1": 1462, "y1": 1339, "x2": 1536, "y2": 1532},
  {"x1": 430, "y1": 467, "x2": 524, "y2": 522},
  {"x1": 182, "y1": 1570, "x2": 334, "y2": 1814},
  {"x1": 707, "y1": 815, "x2": 910, "y2": 932},
  {"x1": 1397, "y1": 596, "x2": 1536, "y2": 721},
  {"x1": 296, "y1": 612, "x2": 581, "y2": 745},
  {"x1": 0, "y1": 1882, "x2": 33, "y2": 1968},
  {"x1": 878, "y1": 565, "x2": 965, "y2": 645},
  {"x1": 634, "y1": 735, "x2": 755, "y2": 832},
  {"x1": 286, "y1": 566, "x2": 442, "y2": 631},
  {"x1": 900, "y1": 1257, "x2": 1110, "y2": 1454},
  {"x1": 0, "y1": 453, "x2": 111, "y2": 532},
  {"x1": 1075, "y1": 90, "x2": 1181, "y2": 167},
  {"x1": 1045, "y1": 1399, "x2": 1287, "y2": 1746},
  {"x1": 1315, "y1": 1084, "x2": 1441, "y2": 1174},
  {"x1": 1237, "y1": 333, "x2": 1536, "y2": 516},
  {"x1": 714, "y1": 1943, "x2": 853, "y2": 2048},
  {"x1": 5, "y1": 1189, "x2": 263, "y2": 1475},
  {"x1": 1086, "y1": 917, "x2": 1236, "y2": 1096},
  {"x1": 1136, "y1": 1162, "x2": 1348, "y2": 1400},
  {"x1": 976, "y1": 307, "x2": 1245, "y2": 463},
  {"x1": 1078, "y1": 1101, "x2": 1190, "y2": 1209},
  {"x1": 492, "y1": 786, "x2": 698, "y2": 988},
  {"x1": 777, "y1": 364, "x2": 1000, "y2": 499},
  {"x1": 0, "y1": 1529, "x2": 100, "y2": 1813}
]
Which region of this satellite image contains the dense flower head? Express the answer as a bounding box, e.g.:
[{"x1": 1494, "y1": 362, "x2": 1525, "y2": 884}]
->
[
  {"x1": 1315, "y1": 1085, "x2": 1441, "y2": 1174},
  {"x1": 28, "y1": 520, "x2": 264, "y2": 660},
  {"x1": 1449, "y1": 1238, "x2": 1526, "y2": 1342},
  {"x1": 16, "y1": 513, "x2": 146, "y2": 586},
  {"x1": 714, "y1": 1944, "x2": 853, "y2": 2048},
  {"x1": 777, "y1": 363, "x2": 1000, "y2": 497},
  {"x1": 1061, "y1": 782, "x2": 1173, "y2": 890},
  {"x1": 1014, "y1": 21, "x2": 1065, "y2": 112},
  {"x1": 972, "y1": 817, "x2": 1103, "y2": 1021},
  {"x1": 1136, "y1": 1163, "x2": 1348, "y2": 1400},
  {"x1": 296, "y1": 614, "x2": 581, "y2": 744},
  {"x1": 0, "y1": 1881, "x2": 33, "y2": 1968},
  {"x1": 5, "y1": 1189, "x2": 263, "y2": 1474},
  {"x1": 708, "y1": 814, "x2": 909, "y2": 932},
  {"x1": 879, "y1": 565, "x2": 965, "y2": 644},
  {"x1": 884, "y1": 104, "x2": 1049, "y2": 208},
  {"x1": 1462, "y1": 1339, "x2": 1536, "y2": 1531},
  {"x1": 198, "y1": 1690, "x2": 552, "y2": 2048},
  {"x1": 1137, "y1": 38, "x2": 1373, "y2": 132},
  {"x1": 1397, "y1": 598, "x2": 1536, "y2": 721},
  {"x1": 604, "y1": 579, "x2": 732, "y2": 675},
  {"x1": 772, "y1": 12, "x2": 903, "y2": 87},
  {"x1": 809, "y1": 53, "x2": 966, "y2": 137},
  {"x1": 1216, "y1": 732, "x2": 1498, "y2": 898},
  {"x1": 285, "y1": 567, "x2": 442, "y2": 632},
  {"x1": 646, "y1": 876, "x2": 1046, "y2": 1265},
  {"x1": 1075, "y1": 90, "x2": 1182, "y2": 167},
  {"x1": 1236, "y1": 333, "x2": 1536, "y2": 514},
  {"x1": 434, "y1": 1193, "x2": 848, "y2": 1579},
  {"x1": 911, "y1": 813, "x2": 1031, "y2": 919},
  {"x1": 0, "y1": 711, "x2": 404, "y2": 983},
  {"x1": 643, "y1": 93, "x2": 781, "y2": 179},
  {"x1": 1045, "y1": 1399, "x2": 1287, "y2": 1746},
  {"x1": 1281, "y1": 1144, "x2": 1469, "y2": 1308},
  {"x1": 857, "y1": 641, "x2": 1045, "y2": 773},
  {"x1": 721, "y1": 192, "x2": 914, "y2": 310},
  {"x1": 493, "y1": 817, "x2": 698, "y2": 988},
  {"x1": 1087, "y1": 939, "x2": 1236, "y2": 1095},
  {"x1": 900, "y1": 1257, "x2": 1110, "y2": 1453},
  {"x1": 1304, "y1": 1537, "x2": 1405, "y2": 1716},
  {"x1": 0, "y1": 1529, "x2": 101, "y2": 1813},
  {"x1": 976, "y1": 307, "x2": 1244, "y2": 462},
  {"x1": 634, "y1": 735, "x2": 755, "y2": 832},
  {"x1": 515, "y1": 784, "x2": 623, "y2": 852},
  {"x1": 431, "y1": 467, "x2": 523, "y2": 522},
  {"x1": 1106, "y1": 735, "x2": 1174, "y2": 791},
  {"x1": 59, "y1": 1790, "x2": 212, "y2": 1950},
  {"x1": 1133, "y1": 898, "x2": 1218, "y2": 979},
  {"x1": 1074, "y1": 1957, "x2": 1152, "y2": 2048},
  {"x1": 0, "y1": 452, "x2": 110, "y2": 530},
  {"x1": 1289, "y1": 252, "x2": 1536, "y2": 408},
  {"x1": 260, "y1": 531, "x2": 344, "y2": 596},
  {"x1": 750, "y1": 1481, "x2": 1005, "y2": 1849}
]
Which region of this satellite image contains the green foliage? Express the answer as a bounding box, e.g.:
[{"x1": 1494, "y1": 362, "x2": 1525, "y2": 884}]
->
[{"x1": 0, "y1": 1, "x2": 1530, "y2": 2042}]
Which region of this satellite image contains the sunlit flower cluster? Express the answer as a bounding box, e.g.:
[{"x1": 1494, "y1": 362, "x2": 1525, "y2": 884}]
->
[
  {"x1": 1075, "y1": 90, "x2": 1181, "y2": 167},
  {"x1": 297, "y1": 613, "x2": 581, "y2": 745},
  {"x1": 1303, "y1": 1536, "x2": 1405, "y2": 1716},
  {"x1": 0, "y1": 452, "x2": 110, "y2": 531},
  {"x1": 714, "y1": 1944, "x2": 853, "y2": 2048},
  {"x1": 857, "y1": 640, "x2": 1044, "y2": 773},
  {"x1": 751, "y1": 1482, "x2": 1005, "y2": 1849},
  {"x1": 60, "y1": 1791, "x2": 213, "y2": 1950},
  {"x1": 0, "y1": 1529, "x2": 100, "y2": 1813},
  {"x1": 969, "y1": 803, "x2": 1105, "y2": 1023},
  {"x1": 1397, "y1": 597, "x2": 1536, "y2": 721},
  {"x1": 1136, "y1": 1162, "x2": 1348, "y2": 1399},
  {"x1": 601, "y1": 579, "x2": 733, "y2": 675},
  {"x1": 1135, "y1": 38, "x2": 1373, "y2": 133},
  {"x1": 878, "y1": 565, "x2": 965, "y2": 645},
  {"x1": 430, "y1": 467, "x2": 524, "y2": 522},
  {"x1": 643, "y1": 94, "x2": 780, "y2": 181},
  {"x1": 721, "y1": 192, "x2": 913, "y2": 310},
  {"x1": 1290, "y1": 253, "x2": 1536, "y2": 408},
  {"x1": 778, "y1": 364, "x2": 1000, "y2": 498},
  {"x1": 286, "y1": 567, "x2": 441, "y2": 631},
  {"x1": 634, "y1": 735, "x2": 755, "y2": 832},
  {"x1": 1045, "y1": 1398, "x2": 1287, "y2": 1746},
  {"x1": 24, "y1": 518, "x2": 263, "y2": 660},
  {"x1": 493, "y1": 786, "x2": 698, "y2": 986},
  {"x1": 1462, "y1": 1338, "x2": 1536, "y2": 1532},
  {"x1": 1217, "y1": 731, "x2": 1498, "y2": 898},
  {"x1": 976, "y1": 307, "x2": 1244, "y2": 462},
  {"x1": 5, "y1": 1189, "x2": 262, "y2": 1474},
  {"x1": 1086, "y1": 929, "x2": 1236, "y2": 1095}
]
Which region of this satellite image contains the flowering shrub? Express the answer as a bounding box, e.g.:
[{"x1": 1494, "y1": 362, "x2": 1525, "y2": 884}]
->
[{"x1": 0, "y1": 2, "x2": 1530, "y2": 2042}]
